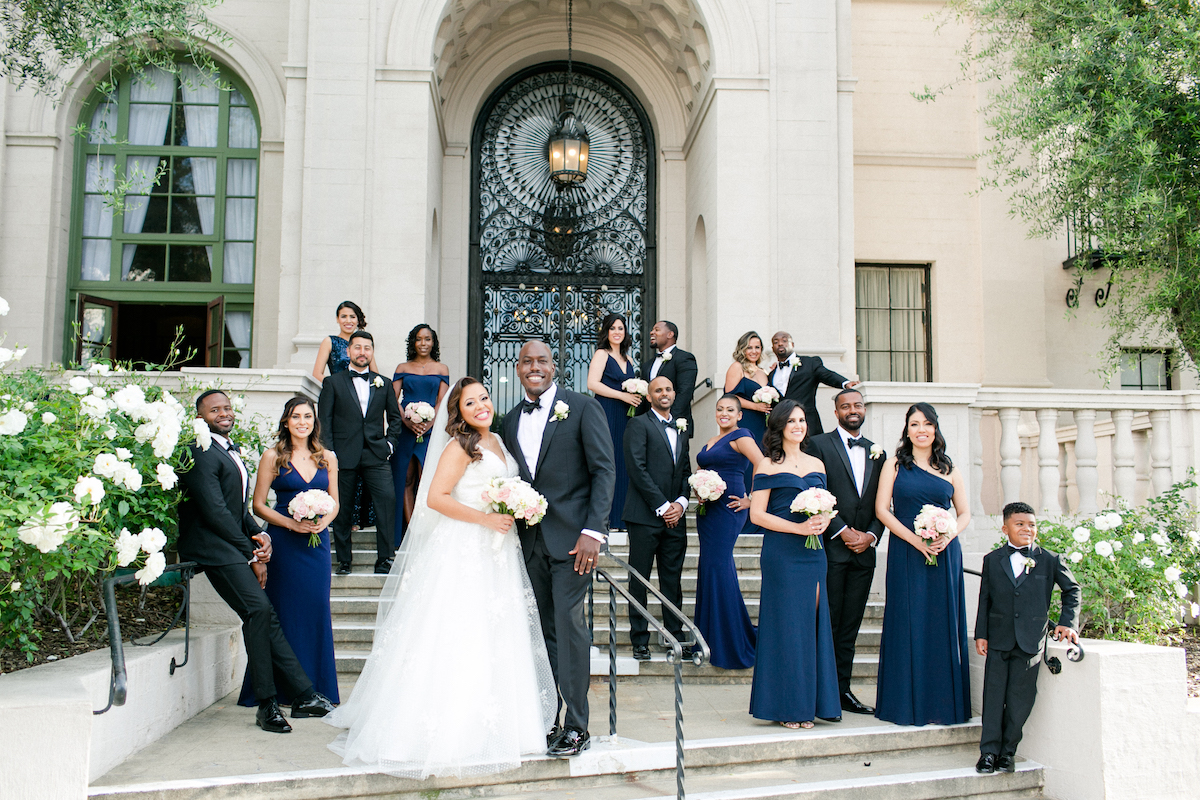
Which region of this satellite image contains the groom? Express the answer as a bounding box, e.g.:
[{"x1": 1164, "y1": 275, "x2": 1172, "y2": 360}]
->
[{"x1": 502, "y1": 341, "x2": 616, "y2": 757}]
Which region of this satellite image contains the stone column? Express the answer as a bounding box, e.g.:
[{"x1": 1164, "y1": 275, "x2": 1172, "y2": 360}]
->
[
  {"x1": 1036, "y1": 408, "x2": 1061, "y2": 515},
  {"x1": 1111, "y1": 408, "x2": 1136, "y2": 503},
  {"x1": 1073, "y1": 408, "x2": 1099, "y2": 514},
  {"x1": 998, "y1": 407, "x2": 1023, "y2": 507}
]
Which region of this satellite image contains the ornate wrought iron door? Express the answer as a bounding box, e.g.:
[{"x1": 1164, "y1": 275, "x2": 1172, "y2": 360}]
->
[{"x1": 470, "y1": 63, "x2": 655, "y2": 413}]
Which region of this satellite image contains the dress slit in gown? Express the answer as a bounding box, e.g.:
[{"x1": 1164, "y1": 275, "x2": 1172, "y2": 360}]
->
[
  {"x1": 694, "y1": 429, "x2": 757, "y2": 669},
  {"x1": 874, "y1": 464, "x2": 971, "y2": 726},
  {"x1": 595, "y1": 353, "x2": 636, "y2": 530},
  {"x1": 391, "y1": 371, "x2": 449, "y2": 547},
  {"x1": 238, "y1": 462, "x2": 339, "y2": 706},
  {"x1": 747, "y1": 472, "x2": 840, "y2": 722}
]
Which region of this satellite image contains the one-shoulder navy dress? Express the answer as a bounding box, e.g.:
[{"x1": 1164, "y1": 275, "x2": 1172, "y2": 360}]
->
[
  {"x1": 748, "y1": 471, "x2": 840, "y2": 722},
  {"x1": 391, "y1": 371, "x2": 449, "y2": 547},
  {"x1": 694, "y1": 429, "x2": 757, "y2": 669},
  {"x1": 874, "y1": 464, "x2": 971, "y2": 726},
  {"x1": 596, "y1": 353, "x2": 636, "y2": 530},
  {"x1": 730, "y1": 376, "x2": 767, "y2": 531},
  {"x1": 238, "y1": 463, "x2": 339, "y2": 706}
]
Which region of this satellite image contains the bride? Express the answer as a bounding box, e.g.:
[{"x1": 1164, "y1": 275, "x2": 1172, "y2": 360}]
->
[{"x1": 325, "y1": 377, "x2": 556, "y2": 778}]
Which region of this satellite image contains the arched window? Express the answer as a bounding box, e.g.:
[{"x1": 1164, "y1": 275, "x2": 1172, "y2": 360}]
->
[{"x1": 68, "y1": 62, "x2": 259, "y2": 368}]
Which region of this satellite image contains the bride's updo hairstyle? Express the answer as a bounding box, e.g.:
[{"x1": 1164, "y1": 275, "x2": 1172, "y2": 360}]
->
[
  {"x1": 445, "y1": 376, "x2": 486, "y2": 462},
  {"x1": 895, "y1": 401, "x2": 953, "y2": 475},
  {"x1": 761, "y1": 399, "x2": 807, "y2": 463}
]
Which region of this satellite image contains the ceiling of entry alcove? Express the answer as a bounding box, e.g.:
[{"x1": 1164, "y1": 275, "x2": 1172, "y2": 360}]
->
[{"x1": 432, "y1": 0, "x2": 713, "y2": 111}]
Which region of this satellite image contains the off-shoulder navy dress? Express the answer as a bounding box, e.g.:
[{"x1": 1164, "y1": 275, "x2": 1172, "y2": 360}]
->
[
  {"x1": 595, "y1": 353, "x2": 636, "y2": 530},
  {"x1": 874, "y1": 464, "x2": 971, "y2": 726},
  {"x1": 238, "y1": 463, "x2": 339, "y2": 706},
  {"x1": 694, "y1": 429, "x2": 757, "y2": 669},
  {"x1": 748, "y1": 471, "x2": 840, "y2": 722},
  {"x1": 390, "y1": 371, "x2": 449, "y2": 547}
]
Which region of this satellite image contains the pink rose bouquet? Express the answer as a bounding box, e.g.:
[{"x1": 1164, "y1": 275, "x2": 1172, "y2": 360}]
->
[
  {"x1": 688, "y1": 469, "x2": 727, "y2": 515},
  {"x1": 790, "y1": 487, "x2": 837, "y2": 549},
  {"x1": 481, "y1": 477, "x2": 548, "y2": 549},
  {"x1": 913, "y1": 504, "x2": 956, "y2": 566},
  {"x1": 287, "y1": 488, "x2": 335, "y2": 547},
  {"x1": 404, "y1": 401, "x2": 437, "y2": 442},
  {"x1": 751, "y1": 386, "x2": 781, "y2": 406},
  {"x1": 621, "y1": 378, "x2": 649, "y2": 416}
]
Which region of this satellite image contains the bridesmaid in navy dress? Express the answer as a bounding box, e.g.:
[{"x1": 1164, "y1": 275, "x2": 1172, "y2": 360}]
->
[
  {"x1": 874, "y1": 402, "x2": 972, "y2": 726},
  {"x1": 694, "y1": 394, "x2": 764, "y2": 669},
  {"x1": 586, "y1": 312, "x2": 641, "y2": 531},
  {"x1": 390, "y1": 324, "x2": 450, "y2": 547},
  {"x1": 748, "y1": 400, "x2": 841, "y2": 728},
  {"x1": 239, "y1": 396, "x2": 341, "y2": 706},
  {"x1": 724, "y1": 332, "x2": 772, "y2": 529}
]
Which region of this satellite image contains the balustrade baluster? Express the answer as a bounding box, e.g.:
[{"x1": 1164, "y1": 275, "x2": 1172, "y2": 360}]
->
[
  {"x1": 1036, "y1": 408, "x2": 1062, "y2": 515},
  {"x1": 1059, "y1": 442, "x2": 1070, "y2": 514},
  {"x1": 969, "y1": 407, "x2": 985, "y2": 518},
  {"x1": 1111, "y1": 409, "x2": 1136, "y2": 503},
  {"x1": 1149, "y1": 410, "x2": 1173, "y2": 496},
  {"x1": 1073, "y1": 409, "x2": 1099, "y2": 515},
  {"x1": 998, "y1": 408, "x2": 1022, "y2": 507}
]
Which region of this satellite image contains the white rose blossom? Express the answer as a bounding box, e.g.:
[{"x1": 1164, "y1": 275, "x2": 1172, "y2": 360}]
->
[
  {"x1": 79, "y1": 395, "x2": 108, "y2": 420},
  {"x1": 1174, "y1": 583, "x2": 1190, "y2": 598},
  {"x1": 1069, "y1": 551, "x2": 1084, "y2": 563},
  {"x1": 68, "y1": 376, "x2": 93, "y2": 395},
  {"x1": 1151, "y1": 532, "x2": 1168, "y2": 547},
  {"x1": 0, "y1": 409, "x2": 28, "y2": 435},
  {"x1": 41, "y1": 411, "x2": 56, "y2": 424},
  {"x1": 116, "y1": 447, "x2": 132, "y2": 461},
  {"x1": 10, "y1": 581, "x2": 19, "y2": 592},
  {"x1": 137, "y1": 527, "x2": 167, "y2": 554},
  {"x1": 0, "y1": 348, "x2": 15, "y2": 368},
  {"x1": 112, "y1": 385, "x2": 148, "y2": 418},
  {"x1": 91, "y1": 385, "x2": 107, "y2": 399},
  {"x1": 1072, "y1": 526, "x2": 1091, "y2": 543},
  {"x1": 1094, "y1": 540, "x2": 1114, "y2": 558},
  {"x1": 191, "y1": 418, "x2": 212, "y2": 451},
  {"x1": 87, "y1": 363, "x2": 111, "y2": 376},
  {"x1": 1165, "y1": 565, "x2": 1183, "y2": 582},
  {"x1": 22, "y1": 401, "x2": 33, "y2": 411},
  {"x1": 135, "y1": 551, "x2": 166, "y2": 585},
  {"x1": 103, "y1": 426, "x2": 117, "y2": 440},
  {"x1": 155, "y1": 463, "x2": 178, "y2": 490},
  {"x1": 93, "y1": 453, "x2": 120, "y2": 478},
  {"x1": 1132, "y1": 532, "x2": 1146, "y2": 544},
  {"x1": 73, "y1": 475, "x2": 105, "y2": 505},
  {"x1": 1140, "y1": 557, "x2": 1156, "y2": 569},
  {"x1": 0, "y1": 295, "x2": 8, "y2": 315},
  {"x1": 17, "y1": 503, "x2": 80, "y2": 553},
  {"x1": 114, "y1": 528, "x2": 140, "y2": 567}
]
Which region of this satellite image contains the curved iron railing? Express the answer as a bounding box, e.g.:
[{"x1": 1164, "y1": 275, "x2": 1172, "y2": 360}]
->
[
  {"x1": 94, "y1": 561, "x2": 197, "y2": 715},
  {"x1": 594, "y1": 549, "x2": 710, "y2": 800}
]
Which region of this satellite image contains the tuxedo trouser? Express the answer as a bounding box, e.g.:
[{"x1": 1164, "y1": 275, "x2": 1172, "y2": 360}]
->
[
  {"x1": 825, "y1": 556, "x2": 875, "y2": 694},
  {"x1": 524, "y1": 531, "x2": 592, "y2": 732},
  {"x1": 205, "y1": 563, "x2": 313, "y2": 702},
  {"x1": 332, "y1": 460, "x2": 395, "y2": 567},
  {"x1": 626, "y1": 521, "x2": 687, "y2": 648},
  {"x1": 980, "y1": 646, "x2": 1040, "y2": 756}
]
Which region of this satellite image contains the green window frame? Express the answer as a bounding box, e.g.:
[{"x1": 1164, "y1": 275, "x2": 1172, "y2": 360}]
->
[{"x1": 66, "y1": 61, "x2": 260, "y2": 367}]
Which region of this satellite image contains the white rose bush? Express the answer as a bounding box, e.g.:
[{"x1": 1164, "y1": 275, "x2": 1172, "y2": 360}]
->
[{"x1": 1002, "y1": 481, "x2": 1200, "y2": 643}]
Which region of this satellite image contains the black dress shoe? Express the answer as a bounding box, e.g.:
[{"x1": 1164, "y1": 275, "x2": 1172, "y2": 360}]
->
[
  {"x1": 632, "y1": 645, "x2": 651, "y2": 661},
  {"x1": 546, "y1": 724, "x2": 563, "y2": 748},
  {"x1": 679, "y1": 645, "x2": 694, "y2": 661},
  {"x1": 336, "y1": 563, "x2": 351, "y2": 576},
  {"x1": 256, "y1": 699, "x2": 292, "y2": 733},
  {"x1": 374, "y1": 558, "x2": 394, "y2": 575},
  {"x1": 292, "y1": 692, "x2": 335, "y2": 718},
  {"x1": 996, "y1": 754, "x2": 1016, "y2": 773},
  {"x1": 975, "y1": 753, "x2": 997, "y2": 773},
  {"x1": 840, "y1": 691, "x2": 874, "y2": 714},
  {"x1": 817, "y1": 715, "x2": 842, "y2": 723},
  {"x1": 547, "y1": 728, "x2": 590, "y2": 757}
]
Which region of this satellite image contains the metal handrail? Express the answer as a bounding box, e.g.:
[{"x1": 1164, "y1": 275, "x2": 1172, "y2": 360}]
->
[
  {"x1": 961, "y1": 564, "x2": 1086, "y2": 669},
  {"x1": 94, "y1": 561, "x2": 197, "y2": 715},
  {"x1": 594, "y1": 549, "x2": 711, "y2": 800}
]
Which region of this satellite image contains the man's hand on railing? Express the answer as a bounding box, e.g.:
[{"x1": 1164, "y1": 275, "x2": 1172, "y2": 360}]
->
[{"x1": 1052, "y1": 626, "x2": 1079, "y2": 645}]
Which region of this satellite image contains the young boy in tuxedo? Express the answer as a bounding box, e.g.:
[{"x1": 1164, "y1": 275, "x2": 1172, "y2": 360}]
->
[{"x1": 974, "y1": 501, "x2": 1081, "y2": 774}]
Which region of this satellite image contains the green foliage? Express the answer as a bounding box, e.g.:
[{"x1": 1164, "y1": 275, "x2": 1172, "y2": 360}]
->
[
  {"x1": 939, "y1": 0, "x2": 1200, "y2": 371},
  {"x1": 1000, "y1": 481, "x2": 1200, "y2": 643}
]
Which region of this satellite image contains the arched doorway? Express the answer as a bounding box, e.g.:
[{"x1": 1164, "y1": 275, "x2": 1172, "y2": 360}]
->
[{"x1": 469, "y1": 62, "x2": 655, "y2": 413}]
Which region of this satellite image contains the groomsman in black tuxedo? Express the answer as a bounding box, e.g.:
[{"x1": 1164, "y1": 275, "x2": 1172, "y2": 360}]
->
[
  {"x1": 318, "y1": 330, "x2": 403, "y2": 574},
  {"x1": 179, "y1": 390, "x2": 334, "y2": 733},
  {"x1": 639, "y1": 320, "x2": 697, "y2": 437},
  {"x1": 974, "y1": 502, "x2": 1080, "y2": 774},
  {"x1": 623, "y1": 376, "x2": 692, "y2": 661},
  {"x1": 807, "y1": 388, "x2": 884, "y2": 714},
  {"x1": 502, "y1": 341, "x2": 615, "y2": 757},
  {"x1": 767, "y1": 331, "x2": 858, "y2": 436}
]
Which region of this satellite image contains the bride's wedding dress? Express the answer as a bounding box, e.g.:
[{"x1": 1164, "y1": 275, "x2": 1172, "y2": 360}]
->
[{"x1": 326, "y1": 425, "x2": 556, "y2": 779}]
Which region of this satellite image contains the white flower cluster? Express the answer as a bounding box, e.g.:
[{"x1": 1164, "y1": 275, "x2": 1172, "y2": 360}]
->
[
  {"x1": 0, "y1": 408, "x2": 27, "y2": 435},
  {"x1": 92, "y1": 450, "x2": 143, "y2": 491},
  {"x1": 115, "y1": 527, "x2": 168, "y2": 583},
  {"x1": 17, "y1": 503, "x2": 80, "y2": 553},
  {"x1": 1092, "y1": 511, "x2": 1123, "y2": 531},
  {"x1": 0, "y1": 345, "x2": 27, "y2": 369}
]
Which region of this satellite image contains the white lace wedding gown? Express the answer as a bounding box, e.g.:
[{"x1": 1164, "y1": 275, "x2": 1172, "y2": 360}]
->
[{"x1": 325, "y1": 444, "x2": 556, "y2": 778}]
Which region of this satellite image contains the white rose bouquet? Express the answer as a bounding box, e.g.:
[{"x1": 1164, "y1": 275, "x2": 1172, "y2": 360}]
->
[
  {"x1": 688, "y1": 469, "x2": 727, "y2": 515},
  {"x1": 751, "y1": 386, "x2": 781, "y2": 406},
  {"x1": 913, "y1": 503, "x2": 956, "y2": 566},
  {"x1": 404, "y1": 401, "x2": 437, "y2": 442},
  {"x1": 621, "y1": 378, "x2": 650, "y2": 417},
  {"x1": 481, "y1": 477, "x2": 548, "y2": 550},
  {"x1": 287, "y1": 488, "x2": 336, "y2": 547},
  {"x1": 790, "y1": 487, "x2": 837, "y2": 549}
]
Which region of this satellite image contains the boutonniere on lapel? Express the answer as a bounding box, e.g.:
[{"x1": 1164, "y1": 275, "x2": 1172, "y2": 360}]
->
[
  {"x1": 787, "y1": 353, "x2": 801, "y2": 368},
  {"x1": 1023, "y1": 556, "x2": 1037, "y2": 575},
  {"x1": 675, "y1": 418, "x2": 688, "y2": 433},
  {"x1": 552, "y1": 400, "x2": 570, "y2": 421},
  {"x1": 661, "y1": 350, "x2": 673, "y2": 362},
  {"x1": 870, "y1": 444, "x2": 884, "y2": 460},
  {"x1": 372, "y1": 376, "x2": 385, "y2": 388}
]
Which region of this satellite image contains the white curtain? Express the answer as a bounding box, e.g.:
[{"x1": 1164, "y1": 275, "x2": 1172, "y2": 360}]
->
[
  {"x1": 223, "y1": 159, "x2": 257, "y2": 283},
  {"x1": 88, "y1": 102, "x2": 116, "y2": 144},
  {"x1": 228, "y1": 91, "x2": 259, "y2": 149},
  {"x1": 123, "y1": 68, "x2": 174, "y2": 280},
  {"x1": 855, "y1": 267, "x2": 891, "y2": 381},
  {"x1": 225, "y1": 311, "x2": 252, "y2": 368},
  {"x1": 81, "y1": 156, "x2": 115, "y2": 280},
  {"x1": 889, "y1": 270, "x2": 925, "y2": 381}
]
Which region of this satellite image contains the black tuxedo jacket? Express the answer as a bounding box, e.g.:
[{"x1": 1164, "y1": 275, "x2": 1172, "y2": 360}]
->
[
  {"x1": 318, "y1": 369, "x2": 403, "y2": 469},
  {"x1": 807, "y1": 431, "x2": 884, "y2": 567},
  {"x1": 502, "y1": 389, "x2": 616, "y2": 561},
  {"x1": 622, "y1": 412, "x2": 691, "y2": 527},
  {"x1": 638, "y1": 347, "x2": 698, "y2": 436},
  {"x1": 178, "y1": 441, "x2": 263, "y2": 567},
  {"x1": 767, "y1": 355, "x2": 848, "y2": 435},
  {"x1": 975, "y1": 544, "x2": 1081, "y2": 654}
]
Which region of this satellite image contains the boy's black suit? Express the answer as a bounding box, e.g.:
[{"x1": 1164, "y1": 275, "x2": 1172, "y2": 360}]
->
[
  {"x1": 178, "y1": 440, "x2": 313, "y2": 703},
  {"x1": 975, "y1": 544, "x2": 1081, "y2": 757},
  {"x1": 638, "y1": 347, "x2": 698, "y2": 437},
  {"x1": 766, "y1": 356, "x2": 849, "y2": 436},
  {"x1": 807, "y1": 430, "x2": 885, "y2": 694},
  {"x1": 318, "y1": 368, "x2": 403, "y2": 569},
  {"x1": 622, "y1": 410, "x2": 691, "y2": 648}
]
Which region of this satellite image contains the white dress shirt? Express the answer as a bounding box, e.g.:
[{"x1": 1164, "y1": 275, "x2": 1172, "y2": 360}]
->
[
  {"x1": 650, "y1": 409, "x2": 689, "y2": 517},
  {"x1": 771, "y1": 357, "x2": 793, "y2": 394},
  {"x1": 1009, "y1": 547, "x2": 1031, "y2": 579},
  {"x1": 649, "y1": 344, "x2": 677, "y2": 380},
  {"x1": 830, "y1": 426, "x2": 878, "y2": 545},
  {"x1": 210, "y1": 432, "x2": 249, "y2": 499},
  {"x1": 348, "y1": 367, "x2": 371, "y2": 416}
]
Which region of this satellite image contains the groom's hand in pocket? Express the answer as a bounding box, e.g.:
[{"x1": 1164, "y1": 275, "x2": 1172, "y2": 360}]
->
[{"x1": 571, "y1": 535, "x2": 602, "y2": 575}]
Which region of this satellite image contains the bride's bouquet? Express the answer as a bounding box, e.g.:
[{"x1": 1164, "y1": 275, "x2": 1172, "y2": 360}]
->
[
  {"x1": 688, "y1": 469, "x2": 727, "y2": 515},
  {"x1": 482, "y1": 477, "x2": 548, "y2": 528},
  {"x1": 287, "y1": 488, "x2": 335, "y2": 547},
  {"x1": 621, "y1": 378, "x2": 649, "y2": 416},
  {"x1": 751, "y1": 386, "x2": 781, "y2": 406},
  {"x1": 790, "y1": 487, "x2": 837, "y2": 549},
  {"x1": 404, "y1": 401, "x2": 437, "y2": 442},
  {"x1": 913, "y1": 504, "x2": 956, "y2": 566}
]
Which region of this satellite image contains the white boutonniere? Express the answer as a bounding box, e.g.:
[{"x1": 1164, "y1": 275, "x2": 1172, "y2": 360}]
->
[
  {"x1": 552, "y1": 400, "x2": 570, "y2": 421},
  {"x1": 870, "y1": 444, "x2": 884, "y2": 460},
  {"x1": 661, "y1": 350, "x2": 673, "y2": 362},
  {"x1": 372, "y1": 376, "x2": 385, "y2": 388},
  {"x1": 676, "y1": 418, "x2": 688, "y2": 433},
  {"x1": 1023, "y1": 556, "x2": 1036, "y2": 575}
]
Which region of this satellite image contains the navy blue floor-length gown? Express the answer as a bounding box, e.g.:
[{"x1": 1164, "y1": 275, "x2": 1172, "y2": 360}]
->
[
  {"x1": 596, "y1": 353, "x2": 636, "y2": 531},
  {"x1": 390, "y1": 371, "x2": 449, "y2": 547},
  {"x1": 694, "y1": 429, "x2": 757, "y2": 669},
  {"x1": 874, "y1": 464, "x2": 971, "y2": 726},
  {"x1": 748, "y1": 472, "x2": 840, "y2": 722},
  {"x1": 238, "y1": 463, "x2": 339, "y2": 706},
  {"x1": 730, "y1": 376, "x2": 767, "y2": 532}
]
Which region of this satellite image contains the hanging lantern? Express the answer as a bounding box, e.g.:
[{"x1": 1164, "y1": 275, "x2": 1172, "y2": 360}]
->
[{"x1": 548, "y1": 107, "x2": 589, "y2": 186}]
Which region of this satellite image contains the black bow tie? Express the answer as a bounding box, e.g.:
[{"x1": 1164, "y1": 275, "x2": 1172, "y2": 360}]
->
[
  {"x1": 351, "y1": 372, "x2": 370, "y2": 381},
  {"x1": 225, "y1": 440, "x2": 241, "y2": 455},
  {"x1": 847, "y1": 437, "x2": 867, "y2": 449},
  {"x1": 521, "y1": 398, "x2": 542, "y2": 414},
  {"x1": 1008, "y1": 545, "x2": 1031, "y2": 557},
  {"x1": 659, "y1": 416, "x2": 675, "y2": 427}
]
